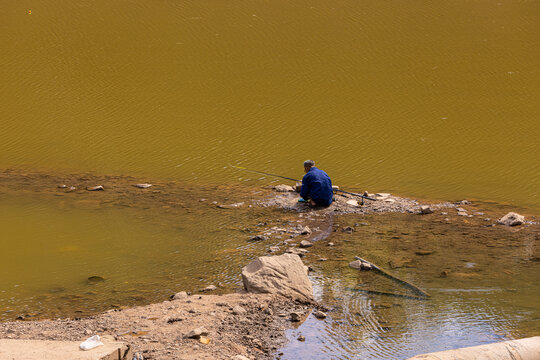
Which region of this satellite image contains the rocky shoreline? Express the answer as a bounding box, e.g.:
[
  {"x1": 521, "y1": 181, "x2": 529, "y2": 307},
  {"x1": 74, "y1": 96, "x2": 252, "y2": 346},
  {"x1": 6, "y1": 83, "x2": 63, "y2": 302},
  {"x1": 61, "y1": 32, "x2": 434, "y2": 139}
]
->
[
  {"x1": 0, "y1": 292, "x2": 315, "y2": 360},
  {"x1": 0, "y1": 251, "x2": 322, "y2": 360},
  {"x1": 1, "y1": 170, "x2": 538, "y2": 359}
]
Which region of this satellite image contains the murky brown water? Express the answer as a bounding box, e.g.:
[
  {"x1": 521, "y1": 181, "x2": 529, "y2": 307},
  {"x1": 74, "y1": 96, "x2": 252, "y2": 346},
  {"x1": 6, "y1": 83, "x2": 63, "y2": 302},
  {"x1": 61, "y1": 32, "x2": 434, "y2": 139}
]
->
[
  {"x1": 1, "y1": 0, "x2": 539, "y2": 208},
  {"x1": 0, "y1": 171, "x2": 296, "y2": 321},
  {"x1": 1, "y1": 0, "x2": 539, "y2": 358}
]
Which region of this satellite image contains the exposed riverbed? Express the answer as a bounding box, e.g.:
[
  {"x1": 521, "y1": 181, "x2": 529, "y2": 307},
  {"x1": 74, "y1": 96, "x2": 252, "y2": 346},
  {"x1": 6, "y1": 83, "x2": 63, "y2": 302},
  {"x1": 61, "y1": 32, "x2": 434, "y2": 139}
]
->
[{"x1": 1, "y1": 169, "x2": 538, "y2": 359}]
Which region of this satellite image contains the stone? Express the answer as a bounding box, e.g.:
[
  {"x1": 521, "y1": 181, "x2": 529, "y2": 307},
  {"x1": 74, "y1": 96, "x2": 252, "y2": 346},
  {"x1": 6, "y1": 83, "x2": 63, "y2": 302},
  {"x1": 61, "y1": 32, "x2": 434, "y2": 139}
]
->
[
  {"x1": 286, "y1": 248, "x2": 308, "y2": 257},
  {"x1": 332, "y1": 185, "x2": 340, "y2": 191},
  {"x1": 342, "y1": 226, "x2": 354, "y2": 233},
  {"x1": 241, "y1": 254, "x2": 313, "y2": 302},
  {"x1": 233, "y1": 356, "x2": 250, "y2": 360},
  {"x1": 349, "y1": 260, "x2": 363, "y2": 270},
  {"x1": 172, "y1": 291, "x2": 188, "y2": 300},
  {"x1": 376, "y1": 193, "x2": 391, "y2": 198},
  {"x1": 457, "y1": 211, "x2": 468, "y2": 216},
  {"x1": 415, "y1": 251, "x2": 434, "y2": 256},
  {"x1": 361, "y1": 262, "x2": 372, "y2": 270},
  {"x1": 57, "y1": 184, "x2": 67, "y2": 189},
  {"x1": 456, "y1": 208, "x2": 467, "y2": 212},
  {"x1": 313, "y1": 310, "x2": 327, "y2": 319},
  {"x1": 86, "y1": 185, "x2": 104, "y2": 191},
  {"x1": 268, "y1": 246, "x2": 280, "y2": 253},
  {"x1": 217, "y1": 202, "x2": 244, "y2": 209},
  {"x1": 87, "y1": 276, "x2": 105, "y2": 283},
  {"x1": 232, "y1": 306, "x2": 246, "y2": 315},
  {"x1": 252, "y1": 338, "x2": 262, "y2": 348},
  {"x1": 133, "y1": 183, "x2": 152, "y2": 189},
  {"x1": 249, "y1": 235, "x2": 269, "y2": 241},
  {"x1": 346, "y1": 199, "x2": 359, "y2": 206},
  {"x1": 420, "y1": 206, "x2": 433, "y2": 214},
  {"x1": 349, "y1": 260, "x2": 371, "y2": 270},
  {"x1": 384, "y1": 198, "x2": 396, "y2": 203},
  {"x1": 167, "y1": 317, "x2": 183, "y2": 324},
  {"x1": 498, "y1": 212, "x2": 525, "y2": 226},
  {"x1": 299, "y1": 240, "x2": 313, "y2": 248},
  {"x1": 290, "y1": 312, "x2": 301, "y2": 322},
  {"x1": 300, "y1": 226, "x2": 311, "y2": 235},
  {"x1": 274, "y1": 184, "x2": 295, "y2": 192},
  {"x1": 297, "y1": 335, "x2": 306, "y2": 342},
  {"x1": 184, "y1": 328, "x2": 208, "y2": 339},
  {"x1": 199, "y1": 336, "x2": 211, "y2": 344},
  {"x1": 327, "y1": 242, "x2": 334, "y2": 246},
  {"x1": 318, "y1": 258, "x2": 327, "y2": 261},
  {"x1": 202, "y1": 285, "x2": 216, "y2": 292}
]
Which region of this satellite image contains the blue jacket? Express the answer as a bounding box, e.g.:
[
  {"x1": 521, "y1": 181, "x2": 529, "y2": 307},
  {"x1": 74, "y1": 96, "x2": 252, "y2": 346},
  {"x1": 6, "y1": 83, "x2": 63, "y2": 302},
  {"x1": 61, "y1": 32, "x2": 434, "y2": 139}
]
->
[{"x1": 300, "y1": 167, "x2": 333, "y2": 206}]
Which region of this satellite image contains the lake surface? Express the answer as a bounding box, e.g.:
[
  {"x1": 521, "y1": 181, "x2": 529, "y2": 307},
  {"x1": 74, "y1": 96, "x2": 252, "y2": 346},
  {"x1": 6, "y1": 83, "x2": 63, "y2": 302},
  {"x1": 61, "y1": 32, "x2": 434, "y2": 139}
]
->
[
  {"x1": 1, "y1": 1, "x2": 539, "y2": 359},
  {"x1": 1, "y1": 0, "x2": 538, "y2": 209}
]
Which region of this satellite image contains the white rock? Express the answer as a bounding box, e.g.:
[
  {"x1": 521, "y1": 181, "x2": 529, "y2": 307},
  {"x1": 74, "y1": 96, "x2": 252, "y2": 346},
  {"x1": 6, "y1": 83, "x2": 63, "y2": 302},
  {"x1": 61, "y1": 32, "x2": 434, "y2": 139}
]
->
[
  {"x1": 241, "y1": 254, "x2": 313, "y2": 302},
  {"x1": 300, "y1": 226, "x2": 311, "y2": 235},
  {"x1": 299, "y1": 240, "x2": 313, "y2": 248},
  {"x1": 498, "y1": 212, "x2": 525, "y2": 226},
  {"x1": 420, "y1": 205, "x2": 433, "y2": 214},
  {"x1": 172, "y1": 291, "x2": 188, "y2": 300},
  {"x1": 346, "y1": 199, "x2": 359, "y2": 206},
  {"x1": 184, "y1": 328, "x2": 208, "y2": 339},
  {"x1": 375, "y1": 193, "x2": 391, "y2": 198},
  {"x1": 134, "y1": 183, "x2": 152, "y2": 189},
  {"x1": 313, "y1": 310, "x2": 327, "y2": 319},
  {"x1": 274, "y1": 184, "x2": 295, "y2": 192},
  {"x1": 232, "y1": 306, "x2": 246, "y2": 315}
]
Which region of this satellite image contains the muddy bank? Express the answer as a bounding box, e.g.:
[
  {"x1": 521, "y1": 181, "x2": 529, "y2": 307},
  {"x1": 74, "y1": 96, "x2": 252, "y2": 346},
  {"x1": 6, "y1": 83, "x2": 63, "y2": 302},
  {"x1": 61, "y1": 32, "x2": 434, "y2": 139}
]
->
[{"x1": 0, "y1": 292, "x2": 312, "y2": 360}]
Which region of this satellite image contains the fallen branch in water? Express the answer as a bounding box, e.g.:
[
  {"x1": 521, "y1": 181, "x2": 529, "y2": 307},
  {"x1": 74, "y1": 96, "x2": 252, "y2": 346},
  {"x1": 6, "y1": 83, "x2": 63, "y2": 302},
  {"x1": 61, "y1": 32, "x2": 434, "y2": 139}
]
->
[
  {"x1": 345, "y1": 287, "x2": 428, "y2": 301},
  {"x1": 353, "y1": 256, "x2": 431, "y2": 299}
]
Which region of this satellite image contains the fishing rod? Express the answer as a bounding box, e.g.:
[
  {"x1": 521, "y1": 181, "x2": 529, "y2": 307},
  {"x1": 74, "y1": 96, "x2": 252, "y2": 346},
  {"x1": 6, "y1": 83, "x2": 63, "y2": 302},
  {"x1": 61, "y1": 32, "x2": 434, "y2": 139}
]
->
[{"x1": 229, "y1": 164, "x2": 377, "y2": 203}]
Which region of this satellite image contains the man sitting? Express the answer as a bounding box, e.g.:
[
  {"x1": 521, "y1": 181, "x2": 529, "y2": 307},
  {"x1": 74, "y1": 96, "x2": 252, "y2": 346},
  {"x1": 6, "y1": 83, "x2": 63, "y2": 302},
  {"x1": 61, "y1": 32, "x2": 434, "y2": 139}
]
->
[{"x1": 298, "y1": 160, "x2": 333, "y2": 207}]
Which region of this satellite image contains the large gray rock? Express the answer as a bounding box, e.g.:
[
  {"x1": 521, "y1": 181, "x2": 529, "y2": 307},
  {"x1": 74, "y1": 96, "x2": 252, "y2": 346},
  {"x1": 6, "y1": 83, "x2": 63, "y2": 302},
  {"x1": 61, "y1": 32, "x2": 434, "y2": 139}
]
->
[
  {"x1": 498, "y1": 212, "x2": 525, "y2": 226},
  {"x1": 241, "y1": 254, "x2": 313, "y2": 302}
]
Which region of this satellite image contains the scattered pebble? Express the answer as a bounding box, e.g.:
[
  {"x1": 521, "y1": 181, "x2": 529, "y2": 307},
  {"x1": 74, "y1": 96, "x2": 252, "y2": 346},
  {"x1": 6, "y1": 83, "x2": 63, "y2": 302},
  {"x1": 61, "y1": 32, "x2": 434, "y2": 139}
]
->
[
  {"x1": 313, "y1": 310, "x2": 327, "y2": 319},
  {"x1": 133, "y1": 183, "x2": 152, "y2": 189}
]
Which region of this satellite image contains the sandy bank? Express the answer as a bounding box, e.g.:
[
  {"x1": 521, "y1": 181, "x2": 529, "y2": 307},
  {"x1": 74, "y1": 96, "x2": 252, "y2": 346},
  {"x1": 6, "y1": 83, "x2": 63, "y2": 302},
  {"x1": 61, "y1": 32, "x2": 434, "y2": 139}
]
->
[{"x1": 0, "y1": 292, "x2": 312, "y2": 360}]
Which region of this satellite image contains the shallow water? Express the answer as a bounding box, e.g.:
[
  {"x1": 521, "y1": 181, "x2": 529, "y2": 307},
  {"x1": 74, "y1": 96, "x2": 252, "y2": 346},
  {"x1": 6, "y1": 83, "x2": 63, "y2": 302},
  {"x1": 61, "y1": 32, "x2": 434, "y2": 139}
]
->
[
  {"x1": 1, "y1": 0, "x2": 539, "y2": 209},
  {"x1": 0, "y1": 176, "x2": 298, "y2": 320},
  {"x1": 281, "y1": 212, "x2": 540, "y2": 359}
]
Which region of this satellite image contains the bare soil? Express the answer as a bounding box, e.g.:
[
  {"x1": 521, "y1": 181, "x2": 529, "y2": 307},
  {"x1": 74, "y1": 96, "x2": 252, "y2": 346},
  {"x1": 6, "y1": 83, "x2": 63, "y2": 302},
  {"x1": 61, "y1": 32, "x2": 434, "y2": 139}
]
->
[{"x1": 0, "y1": 292, "x2": 312, "y2": 360}]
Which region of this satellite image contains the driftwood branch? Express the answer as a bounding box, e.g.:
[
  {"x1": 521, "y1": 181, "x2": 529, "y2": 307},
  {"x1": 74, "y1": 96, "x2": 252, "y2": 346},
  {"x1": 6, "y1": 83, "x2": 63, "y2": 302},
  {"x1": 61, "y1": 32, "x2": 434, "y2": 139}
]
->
[
  {"x1": 345, "y1": 287, "x2": 428, "y2": 301},
  {"x1": 354, "y1": 256, "x2": 431, "y2": 299}
]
